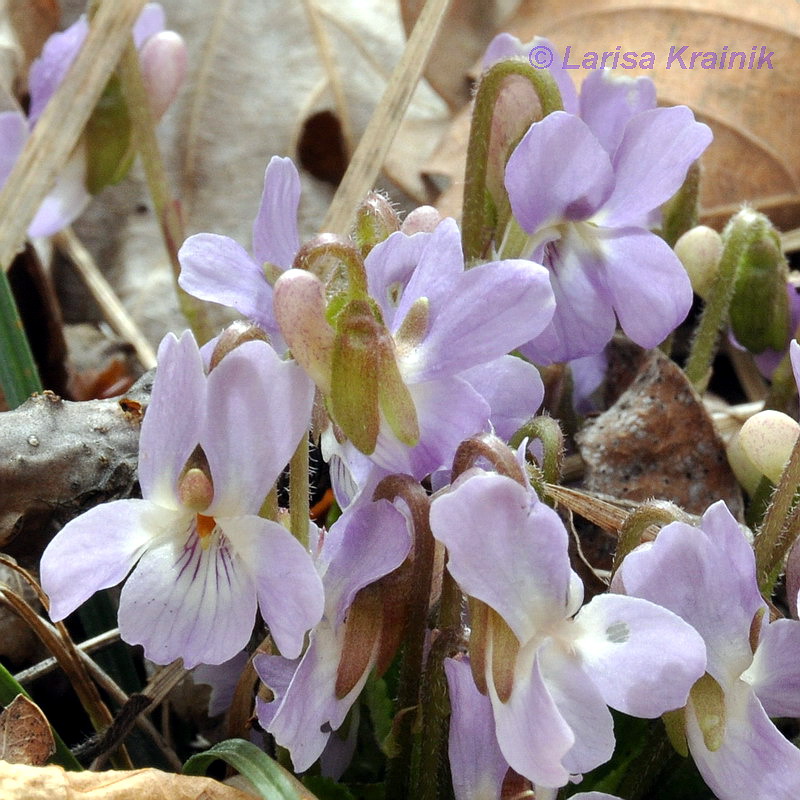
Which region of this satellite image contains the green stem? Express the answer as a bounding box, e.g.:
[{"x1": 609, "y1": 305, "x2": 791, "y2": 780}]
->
[
  {"x1": 292, "y1": 235, "x2": 369, "y2": 301},
  {"x1": 755, "y1": 431, "x2": 800, "y2": 595},
  {"x1": 375, "y1": 477, "x2": 435, "y2": 800},
  {"x1": 684, "y1": 216, "x2": 750, "y2": 391},
  {"x1": 288, "y1": 434, "x2": 310, "y2": 549},
  {"x1": 765, "y1": 346, "x2": 798, "y2": 414},
  {"x1": 116, "y1": 41, "x2": 213, "y2": 342},
  {"x1": 509, "y1": 414, "x2": 564, "y2": 484},
  {"x1": 461, "y1": 60, "x2": 562, "y2": 263},
  {"x1": 613, "y1": 502, "x2": 686, "y2": 576},
  {"x1": 0, "y1": 266, "x2": 42, "y2": 407}
]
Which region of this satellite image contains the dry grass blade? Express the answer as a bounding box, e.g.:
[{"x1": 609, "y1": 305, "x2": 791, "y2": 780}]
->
[
  {"x1": 545, "y1": 483, "x2": 662, "y2": 541},
  {"x1": 53, "y1": 228, "x2": 157, "y2": 369},
  {"x1": 13, "y1": 628, "x2": 122, "y2": 685},
  {"x1": 0, "y1": 0, "x2": 148, "y2": 273},
  {"x1": 301, "y1": 0, "x2": 354, "y2": 156},
  {"x1": 321, "y1": 0, "x2": 452, "y2": 234}
]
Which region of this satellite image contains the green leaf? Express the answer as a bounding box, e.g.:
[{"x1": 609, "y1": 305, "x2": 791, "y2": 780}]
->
[
  {"x1": 363, "y1": 675, "x2": 394, "y2": 757},
  {"x1": 183, "y1": 738, "x2": 318, "y2": 800},
  {"x1": 0, "y1": 267, "x2": 42, "y2": 408},
  {"x1": 0, "y1": 661, "x2": 81, "y2": 770}
]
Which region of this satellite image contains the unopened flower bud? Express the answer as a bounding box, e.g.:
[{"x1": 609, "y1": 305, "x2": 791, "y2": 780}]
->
[
  {"x1": 401, "y1": 206, "x2": 442, "y2": 235},
  {"x1": 734, "y1": 409, "x2": 800, "y2": 485},
  {"x1": 726, "y1": 208, "x2": 790, "y2": 353},
  {"x1": 274, "y1": 269, "x2": 335, "y2": 394},
  {"x1": 139, "y1": 31, "x2": 187, "y2": 120},
  {"x1": 674, "y1": 225, "x2": 722, "y2": 300},
  {"x1": 726, "y1": 429, "x2": 764, "y2": 496},
  {"x1": 353, "y1": 192, "x2": 400, "y2": 257}
]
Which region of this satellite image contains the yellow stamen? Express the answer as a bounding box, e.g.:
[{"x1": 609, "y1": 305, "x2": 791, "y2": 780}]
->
[{"x1": 196, "y1": 514, "x2": 216, "y2": 549}]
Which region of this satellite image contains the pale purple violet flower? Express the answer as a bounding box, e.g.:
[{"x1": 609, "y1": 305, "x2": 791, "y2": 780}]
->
[
  {"x1": 617, "y1": 500, "x2": 800, "y2": 800},
  {"x1": 430, "y1": 467, "x2": 705, "y2": 788},
  {"x1": 486, "y1": 35, "x2": 711, "y2": 364},
  {"x1": 40, "y1": 330, "x2": 323, "y2": 668},
  {"x1": 255, "y1": 496, "x2": 413, "y2": 774},
  {"x1": 0, "y1": 3, "x2": 185, "y2": 237},
  {"x1": 278, "y1": 217, "x2": 555, "y2": 489},
  {"x1": 178, "y1": 156, "x2": 301, "y2": 350},
  {"x1": 445, "y1": 658, "x2": 622, "y2": 800}
]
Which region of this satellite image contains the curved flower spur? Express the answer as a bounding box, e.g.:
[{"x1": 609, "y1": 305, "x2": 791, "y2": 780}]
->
[{"x1": 40, "y1": 330, "x2": 323, "y2": 668}]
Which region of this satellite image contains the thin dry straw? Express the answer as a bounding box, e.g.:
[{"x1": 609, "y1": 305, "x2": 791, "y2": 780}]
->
[{"x1": 321, "y1": 0, "x2": 452, "y2": 235}]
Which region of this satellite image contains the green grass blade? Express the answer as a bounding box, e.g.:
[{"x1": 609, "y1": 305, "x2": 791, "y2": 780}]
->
[
  {"x1": 183, "y1": 738, "x2": 317, "y2": 800},
  {"x1": 0, "y1": 267, "x2": 41, "y2": 408}
]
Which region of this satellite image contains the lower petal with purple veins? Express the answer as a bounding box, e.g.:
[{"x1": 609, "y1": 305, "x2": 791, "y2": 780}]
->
[{"x1": 118, "y1": 523, "x2": 257, "y2": 668}]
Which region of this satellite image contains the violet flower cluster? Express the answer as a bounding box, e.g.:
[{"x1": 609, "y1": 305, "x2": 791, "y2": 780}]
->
[
  {"x1": 487, "y1": 35, "x2": 711, "y2": 365},
  {"x1": 35, "y1": 24, "x2": 800, "y2": 800}
]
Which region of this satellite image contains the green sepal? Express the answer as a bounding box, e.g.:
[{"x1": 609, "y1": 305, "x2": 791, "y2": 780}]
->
[
  {"x1": 377, "y1": 342, "x2": 419, "y2": 447},
  {"x1": 331, "y1": 300, "x2": 382, "y2": 454},
  {"x1": 728, "y1": 210, "x2": 790, "y2": 353},
  {"x1": 689, "y1": 672, "x2": 726, "y2": 752},
  {"x1": 662, "y1": 706, "x2": 689, "y2": 757},
  {"x1": 85, "y1": 75, "x2": 135, "y2": 194}
]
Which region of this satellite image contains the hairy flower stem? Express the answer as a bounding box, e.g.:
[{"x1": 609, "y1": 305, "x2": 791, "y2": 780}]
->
[
  {"x1": 375, "y1": 476, "x2": 435, "y2": 800},
  {"x1": 412, "y1": 628, "x2": 462, "y2": 800},
  {"x1": 684, "y1": 212, "x2": 760, "y2": 391},
  {"x1": 288, "y1": 433, "x2": 310, "y2": 549},
  {"x1": 292, "y1": 235, "x2": 369, "y2": 301},
  {"x1": 755, "y1": 431, "x2": 800, "y2": 595},
  {"x1": 509, "y1": 415, "x2": 565, "y2": 485},
  {"x1": 116, "y1": 42, "x2": 213, "y2": 343},
  {"x1": 613, "y1": 502, "x2": 687, "y2": 576},
  {"x1": 462, "y1": 61, "x2": 562, "y2": 262}
]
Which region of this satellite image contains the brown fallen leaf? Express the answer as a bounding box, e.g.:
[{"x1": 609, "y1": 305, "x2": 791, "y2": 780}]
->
[
  {"x1": 493, "y1": 0, "x2": 800, "y2": 231},
  {"x1": 0, "y1": 695, "x2": 55, "y2": 766},
  {"x1": 576, "y1": 350, "x2": 744, "y2": 518},
  {"x1": 0, "y1": 761, "x2": 258, "y2": 800}
]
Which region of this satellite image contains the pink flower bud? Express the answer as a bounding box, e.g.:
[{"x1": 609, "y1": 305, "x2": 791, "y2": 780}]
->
[{"x1": 139, "y1": 31, "x2": 187, "y2": 120}]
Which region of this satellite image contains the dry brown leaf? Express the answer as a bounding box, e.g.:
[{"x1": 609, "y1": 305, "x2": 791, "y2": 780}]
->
[
  {"x1": 576, "y1": 350, "x2": 744, "y2": 517},
  {"x1": 0, "y1": 761, "x2": 258, "y2": 800},
  {"x1": 499, "y1": 0, "x2": 800, "y2": 231},
  {"x1": 0, "y1": 695, "x2": 54, "y2": 766}
]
